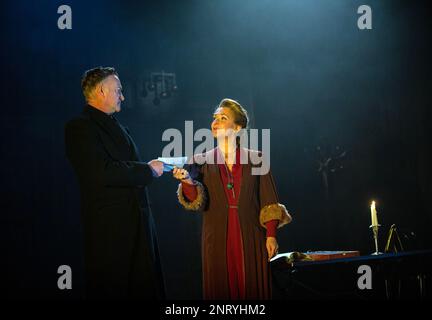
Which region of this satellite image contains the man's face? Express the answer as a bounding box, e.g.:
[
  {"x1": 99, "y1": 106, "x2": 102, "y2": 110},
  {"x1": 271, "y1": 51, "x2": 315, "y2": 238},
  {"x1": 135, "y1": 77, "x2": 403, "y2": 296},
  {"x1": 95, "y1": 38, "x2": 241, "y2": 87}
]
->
[{"x1": 101, "y1": 75, "x2": 124, "y2": 114}]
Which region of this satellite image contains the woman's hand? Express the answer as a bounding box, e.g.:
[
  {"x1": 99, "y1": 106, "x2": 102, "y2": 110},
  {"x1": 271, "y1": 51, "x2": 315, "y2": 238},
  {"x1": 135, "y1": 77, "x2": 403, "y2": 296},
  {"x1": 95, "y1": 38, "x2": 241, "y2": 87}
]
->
[
  {"x1": 266, "y1": 237, "x2": 279, "y2": 261},
  {"x1": 173, "y1": 167, "x2": 193, "y2": 184}
]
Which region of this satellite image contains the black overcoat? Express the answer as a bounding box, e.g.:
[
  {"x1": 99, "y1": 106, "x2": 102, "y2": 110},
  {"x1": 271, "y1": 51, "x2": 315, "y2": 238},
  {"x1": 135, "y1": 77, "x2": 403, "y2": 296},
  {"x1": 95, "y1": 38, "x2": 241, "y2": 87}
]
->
[{"x1": 65, "y1": 105, "x2": 165, "y2": 299}]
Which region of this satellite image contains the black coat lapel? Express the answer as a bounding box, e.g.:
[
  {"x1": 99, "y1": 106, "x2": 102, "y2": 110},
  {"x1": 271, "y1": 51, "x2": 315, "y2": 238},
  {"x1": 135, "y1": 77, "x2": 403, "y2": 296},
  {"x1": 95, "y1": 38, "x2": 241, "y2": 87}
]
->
[{"x1": 122, "y1": 126, "x2": 141, "y2": 161}]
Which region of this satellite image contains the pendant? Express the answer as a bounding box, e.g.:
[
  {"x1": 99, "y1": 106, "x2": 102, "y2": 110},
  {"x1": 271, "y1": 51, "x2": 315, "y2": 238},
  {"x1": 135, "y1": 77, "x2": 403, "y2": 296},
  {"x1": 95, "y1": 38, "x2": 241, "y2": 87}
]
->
[{"x1": 227, "y1": 183, "x2": 234, "y2": 190}]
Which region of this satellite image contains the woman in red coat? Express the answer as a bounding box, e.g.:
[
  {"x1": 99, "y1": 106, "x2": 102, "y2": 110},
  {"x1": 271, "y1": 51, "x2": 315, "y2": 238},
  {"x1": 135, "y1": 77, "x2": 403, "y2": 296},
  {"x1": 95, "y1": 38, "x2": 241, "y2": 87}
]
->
[{"x1": 173, "y1": 98, "x2": 291, "y2": 299}]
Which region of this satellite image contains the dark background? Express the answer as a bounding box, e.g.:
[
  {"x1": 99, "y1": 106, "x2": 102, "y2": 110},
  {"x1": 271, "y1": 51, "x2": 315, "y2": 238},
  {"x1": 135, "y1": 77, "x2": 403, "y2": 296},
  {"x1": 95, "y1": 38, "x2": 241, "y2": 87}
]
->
[{"x1": 1, "y1": 0, "x2": 430, "y2": 299}]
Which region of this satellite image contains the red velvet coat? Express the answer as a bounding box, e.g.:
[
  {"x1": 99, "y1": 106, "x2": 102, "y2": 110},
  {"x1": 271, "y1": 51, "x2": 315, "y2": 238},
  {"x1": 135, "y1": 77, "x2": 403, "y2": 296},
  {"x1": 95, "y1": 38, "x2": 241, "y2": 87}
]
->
[{"x1": 177, "y1": 148, "x2": 291, "y2": 299}]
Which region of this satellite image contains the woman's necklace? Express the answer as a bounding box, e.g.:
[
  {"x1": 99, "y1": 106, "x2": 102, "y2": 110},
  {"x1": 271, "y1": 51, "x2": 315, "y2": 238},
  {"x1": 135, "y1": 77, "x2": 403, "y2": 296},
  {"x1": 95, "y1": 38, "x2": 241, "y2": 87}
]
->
[{"x1": 223, "y1": 156, "x2": 235, "y2": 198}]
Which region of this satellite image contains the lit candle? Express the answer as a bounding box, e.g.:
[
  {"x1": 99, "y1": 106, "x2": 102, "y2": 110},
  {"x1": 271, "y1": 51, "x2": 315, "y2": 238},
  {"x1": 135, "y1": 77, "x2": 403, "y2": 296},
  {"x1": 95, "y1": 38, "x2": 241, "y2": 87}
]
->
[{"x1": 370, "y1": 201, "x2": 378, "y2": 226}]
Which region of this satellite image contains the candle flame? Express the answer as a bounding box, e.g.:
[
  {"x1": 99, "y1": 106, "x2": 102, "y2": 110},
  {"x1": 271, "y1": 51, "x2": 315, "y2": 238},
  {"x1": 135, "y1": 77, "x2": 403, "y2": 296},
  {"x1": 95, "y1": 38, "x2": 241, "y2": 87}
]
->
[{"x1": 371, "y1": 201, "x2": 376, "y2": 209}]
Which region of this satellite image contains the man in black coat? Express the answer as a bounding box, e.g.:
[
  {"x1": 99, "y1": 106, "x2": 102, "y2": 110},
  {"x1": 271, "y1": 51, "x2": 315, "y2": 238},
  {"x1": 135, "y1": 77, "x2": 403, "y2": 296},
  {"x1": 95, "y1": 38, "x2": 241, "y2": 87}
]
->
[{"x1": 65, "y1": 67, "x2": 165, "y2": 299}]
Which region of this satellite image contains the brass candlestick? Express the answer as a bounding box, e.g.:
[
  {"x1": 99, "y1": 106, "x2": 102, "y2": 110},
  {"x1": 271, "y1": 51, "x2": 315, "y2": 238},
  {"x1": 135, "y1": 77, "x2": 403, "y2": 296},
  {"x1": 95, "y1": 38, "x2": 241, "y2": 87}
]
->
[{"x1": 369, "y1": 224, "x2": 383, "y2": 255}]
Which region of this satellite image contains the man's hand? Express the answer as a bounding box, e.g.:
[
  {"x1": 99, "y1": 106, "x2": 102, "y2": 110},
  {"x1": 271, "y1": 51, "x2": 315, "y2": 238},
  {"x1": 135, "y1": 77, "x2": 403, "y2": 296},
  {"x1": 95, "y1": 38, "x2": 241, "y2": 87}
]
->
[
  {"x1": 266, "y1": 237, "x2": 279, "y2": 261},
  {"x1": 148, "y1": 160, "x2": 164, "y2": 177}
]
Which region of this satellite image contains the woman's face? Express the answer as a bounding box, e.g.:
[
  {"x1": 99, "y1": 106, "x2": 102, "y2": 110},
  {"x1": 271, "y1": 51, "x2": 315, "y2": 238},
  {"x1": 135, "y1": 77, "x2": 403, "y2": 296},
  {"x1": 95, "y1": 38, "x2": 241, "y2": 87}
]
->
[{"x1": 211, "y1": 107, "x2": 241, "y2": 138}]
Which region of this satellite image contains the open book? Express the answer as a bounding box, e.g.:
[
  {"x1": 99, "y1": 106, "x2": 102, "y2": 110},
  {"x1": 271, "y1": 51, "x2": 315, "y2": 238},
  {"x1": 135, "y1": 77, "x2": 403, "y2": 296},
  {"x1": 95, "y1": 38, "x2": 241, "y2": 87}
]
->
[
  {"x1": 270, "y1": 251, "x2": 360, "y2": 263},
  {"x1": 270, "y1": 252, "x2": 314, "y2": 263}
]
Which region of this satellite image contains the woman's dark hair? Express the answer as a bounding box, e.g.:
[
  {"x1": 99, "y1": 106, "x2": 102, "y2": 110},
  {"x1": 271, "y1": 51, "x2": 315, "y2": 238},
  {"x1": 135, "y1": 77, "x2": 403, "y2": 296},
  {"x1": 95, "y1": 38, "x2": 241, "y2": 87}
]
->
[{"x1": 216, "y1": 98, "x2": 249, "y2": 129}]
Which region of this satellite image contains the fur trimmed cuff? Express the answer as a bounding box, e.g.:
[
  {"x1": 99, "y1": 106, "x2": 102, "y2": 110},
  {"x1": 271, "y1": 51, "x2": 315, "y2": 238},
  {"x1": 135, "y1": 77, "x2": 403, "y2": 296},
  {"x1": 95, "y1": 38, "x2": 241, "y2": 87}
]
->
[
  {"x1": 259, "y1": 203, "x2": 292, "y2": 229},
  {"x1": 177, "y1": 181, "x2": 207, "y2": 211}
]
